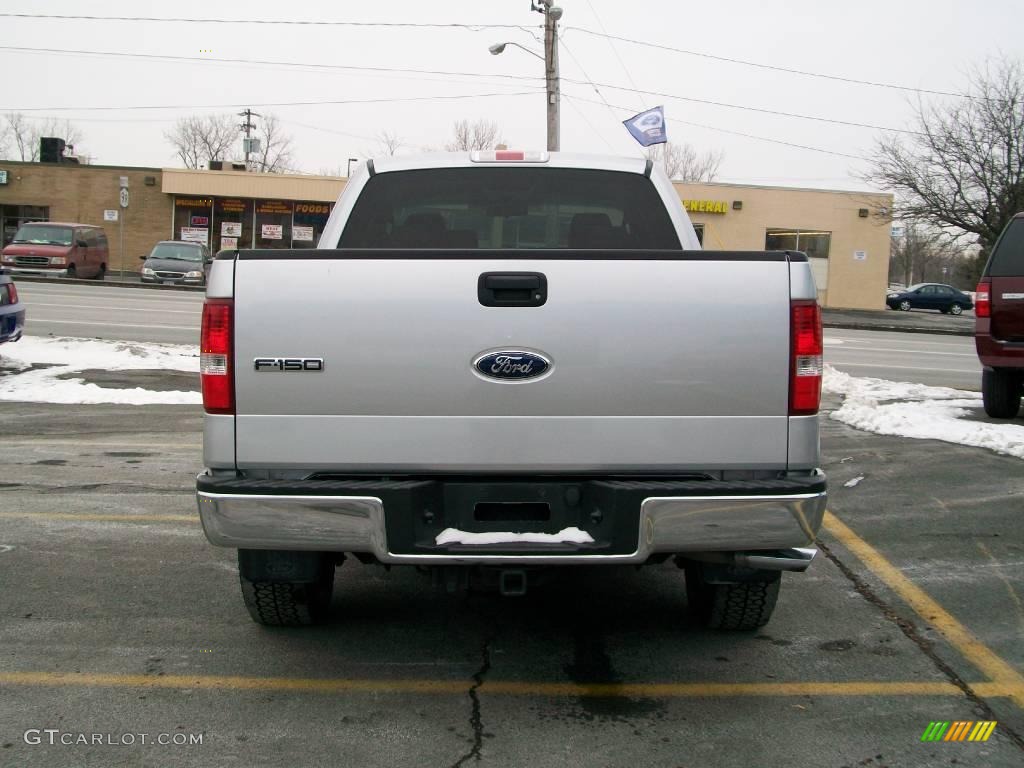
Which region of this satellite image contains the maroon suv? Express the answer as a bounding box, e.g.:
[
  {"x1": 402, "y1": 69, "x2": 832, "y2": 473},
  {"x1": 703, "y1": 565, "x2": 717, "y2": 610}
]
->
[{"x1": 976, "y1": 213, "x2": 1024, "y2": 418}]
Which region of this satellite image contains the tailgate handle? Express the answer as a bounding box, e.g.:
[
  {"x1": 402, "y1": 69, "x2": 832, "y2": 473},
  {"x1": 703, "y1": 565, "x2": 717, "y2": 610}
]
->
[{"x1": 478, "y1": 272, "x2": 547, "y2": 307}]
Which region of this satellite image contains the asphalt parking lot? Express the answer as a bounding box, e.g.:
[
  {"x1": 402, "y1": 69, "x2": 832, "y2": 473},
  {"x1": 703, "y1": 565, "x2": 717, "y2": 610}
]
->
[{"x1": 1, "y1": 394, "x2": 1022, "y2": 768}]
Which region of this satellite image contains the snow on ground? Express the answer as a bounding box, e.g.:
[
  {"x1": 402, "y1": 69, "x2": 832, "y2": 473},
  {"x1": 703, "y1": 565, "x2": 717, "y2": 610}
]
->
[
  {"x1": 0, "y1": 336, "x2": 201, "y2": 405},
  {"x1": 823, "y1": 364, "x2": 1024, "y2": 460}
]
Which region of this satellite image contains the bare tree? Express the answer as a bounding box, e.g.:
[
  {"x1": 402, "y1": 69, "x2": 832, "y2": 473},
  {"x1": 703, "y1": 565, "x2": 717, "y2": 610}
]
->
[
  {"x1": 251, "y1": 113, "x2": 294, "y2": 173},
  {"x1": 376, "y1": 130, "x2": 403, "y2": 157},
  {"x1": 647, "y1": 142, "x2": 723, "y2": 182},
  {"x1": 868, "y1": 58, "x2": 1024, "y2": 273},
  {"x1": 2, "y1": 113, "x2": 82, "y2": 161},
  {"x1": 445, "y1": 119, "x2": 504, "y2": 151},
  {"x1": 164, "y1": 114, "x2": 237, "y2": 169},
  {"x1": 889, "y1": 222, "x2": 959, "y2": 286}
]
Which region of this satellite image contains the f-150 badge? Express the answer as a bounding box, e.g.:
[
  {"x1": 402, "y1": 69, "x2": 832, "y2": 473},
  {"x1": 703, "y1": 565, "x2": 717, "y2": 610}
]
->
[
  {"x1": 254, "y1": 358, "x2": 324, "y2": 371},
  {"x1": 474, "y1": 351, "x2": 551, "y2": 381}
]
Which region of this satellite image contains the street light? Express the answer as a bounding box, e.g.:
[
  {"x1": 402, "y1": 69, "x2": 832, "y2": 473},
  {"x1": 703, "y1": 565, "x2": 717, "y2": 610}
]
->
[
  {"x1": 488, "y1": 2, "x2": 562, "y2": 151},
  {"x1": 346, "y1": 157, "x2": 359, "y2": 177}
]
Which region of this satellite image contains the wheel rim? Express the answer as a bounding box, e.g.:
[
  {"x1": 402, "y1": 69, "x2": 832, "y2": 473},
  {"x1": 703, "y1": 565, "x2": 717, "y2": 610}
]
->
[
  {"x1": 900, "y1": 300, "x2": 911, "y2": 311},
  {"x1": 950, "y1": 304, "x2": 962, "y2": 315}
]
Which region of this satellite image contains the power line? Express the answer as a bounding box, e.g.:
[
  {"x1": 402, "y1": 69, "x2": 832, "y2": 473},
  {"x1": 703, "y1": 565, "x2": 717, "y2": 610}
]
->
[
  {"x1": 563, "y1": 93, "x2": 869, "y2": 161},
  {"x1": 0, "y1": 12, "x2": 537, "y2": 32},
  {"x1": 0, "y1": 44, "x2": 919, "y2": 135},
  {"x1": 584, "y1": 1, "x2": 647, "y2": 111},
  {"x1": 7, "y1": 91, "x2": 542, "y2": 114},
  {"x1": 562, "y1": 27, "x2": 976, "y2": 101},
  {"x1": 556, "y1": 38, "x2": 626, "y2": 151},
  {"x1": 568, "y1": 80, "x2": 922, "y2": 135},
  {"x1": 0, "y1": 45, "x2": 546, "y2": 86}
]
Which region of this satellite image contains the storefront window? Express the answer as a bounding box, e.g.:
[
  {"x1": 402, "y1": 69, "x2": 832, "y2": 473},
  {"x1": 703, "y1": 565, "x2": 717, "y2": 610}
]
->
[
  {"x1": 692, "y1": 223, "x2": 704, "y2": 246},
  {"x1": 292, "y1": 201, "x2": 332, "y2": 247},
  {"x1": 173, "y1": 197, "x2": 213, "y2": 246},
  {"x1": 212, "y1": 197, "x2": 252, "y2": 252},
  {"x1": 765, "y1": 228, "x2": 831, "y2": 259},
  {"x1": 1, "y1": 204, "x2": 49, "y2": 247},
  {"x1": 255, "y1": 200, "x2": 293, "y2": 249}
]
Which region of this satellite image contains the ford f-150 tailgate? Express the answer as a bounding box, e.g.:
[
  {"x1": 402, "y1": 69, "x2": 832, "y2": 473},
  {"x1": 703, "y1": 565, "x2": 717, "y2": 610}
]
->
[{"x1": 223, "y1": 160, "x2": 806, "y2": 473}]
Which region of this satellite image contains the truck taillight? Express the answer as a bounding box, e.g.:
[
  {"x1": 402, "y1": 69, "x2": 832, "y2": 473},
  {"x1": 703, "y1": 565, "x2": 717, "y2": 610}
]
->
[
  {"x1": 975, "y1": 278, "x2": 991, "y2": 318},
  {"x1": 7, "y1": 283, "x2": 16, "y2": 304},
  {"x1": 200, "y1": 298, "x2": 234, "y2": 414},
  {"x1": 790, "y1": 300, "x2": 822, "y2": 416}
]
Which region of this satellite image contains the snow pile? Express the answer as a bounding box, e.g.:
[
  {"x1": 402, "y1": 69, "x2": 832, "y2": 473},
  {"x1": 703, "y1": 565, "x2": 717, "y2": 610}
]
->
[
  {"x1": 436, "y1": 527, "x2": 595, "y2": 546},
  {"x1": 0, "y1": 336, "x2": 201, "y2": 405},
  {"x1": 823, "y1": 364, "x2": 1024, "y2": 460}
]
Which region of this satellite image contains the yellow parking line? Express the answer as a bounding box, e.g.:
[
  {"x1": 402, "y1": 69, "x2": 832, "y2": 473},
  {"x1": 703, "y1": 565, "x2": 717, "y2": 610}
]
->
[
  {"x1": 823, "y1": 511, "x2": 1024, "y2": 708},
  {"x1": 0, "y1": 671, "x2": 975, "y2": 698},
  {"x1": 0, "y1": 512, "x2": 195, "y2": 523}
]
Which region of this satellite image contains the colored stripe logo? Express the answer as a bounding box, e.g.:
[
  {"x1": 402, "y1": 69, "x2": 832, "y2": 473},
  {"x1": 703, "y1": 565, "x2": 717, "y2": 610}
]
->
[{"x1": 920, "y1": 721, "x2": 997, "y2": 742}]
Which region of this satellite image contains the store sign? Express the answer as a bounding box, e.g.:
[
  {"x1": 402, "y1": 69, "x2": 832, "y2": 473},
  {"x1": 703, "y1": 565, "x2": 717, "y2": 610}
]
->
[
  {"x1": 295, "y1": 203, "x2": 330, "y2": 215},
  {"x1": 221, "y1": 236, "x2": 238, "y2": 249},
  {"x1": 261, "y1": 224, "x2": 283, "y2": 240},
  {"x1": 221, "y1": 221, "x2": 242, "y2": 237},
  {"x1": 293, "y1": 226, "x2": 314, "y2": 242},
  {"x1": 181, "y1": 227, "x2": 209, "y2": 243},
  {"x1": 853, "y1": 250, "x2": 867, "y2": 261},
  {"x1": 103, "y1": 210, "x2": 119, "y2": 222},
  {"x1": 0, "y1": 170, "x2": 8, "y2": 185},
  {"x1": 217, "y1": 198, "x2": 247, "y2": 213},
  {"x1": 683, "y1": 199, "x2": 728, "y2": 215},
  {"x1": 256, "y1": 200, "x2": 293, "y2": 215},
  {"x1": 191, "y1": 215, "x2": 210, "y2": 227},
  {"x1": 175, "y1": 197, "x2": 212, "y2": 208}
]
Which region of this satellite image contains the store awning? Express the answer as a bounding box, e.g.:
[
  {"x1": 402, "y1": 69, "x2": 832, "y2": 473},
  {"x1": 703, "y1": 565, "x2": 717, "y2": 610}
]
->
[{"x1": 161, "y1": 168, "x2": 346, "y2": 203}]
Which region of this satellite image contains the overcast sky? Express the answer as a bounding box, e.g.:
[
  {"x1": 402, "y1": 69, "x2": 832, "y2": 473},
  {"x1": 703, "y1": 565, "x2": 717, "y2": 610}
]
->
[{"x1": 2, "y1": 0, "x2": 1021, "y2": 190}]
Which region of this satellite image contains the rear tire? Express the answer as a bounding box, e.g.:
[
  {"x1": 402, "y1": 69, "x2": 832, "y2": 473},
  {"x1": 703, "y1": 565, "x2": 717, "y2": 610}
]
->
[
  {"x1": 238, "y1": 555, "x2": 335, "y2": 626},
  {"x1": 982, "y1": 368, "x2": 1022, "y2": 419},
  {"x1": 685, "y1": 564, "x2": 780, "y2": 631},
  {"x1": 949, "y1": 303, "x2": 963, "y2": 315}
]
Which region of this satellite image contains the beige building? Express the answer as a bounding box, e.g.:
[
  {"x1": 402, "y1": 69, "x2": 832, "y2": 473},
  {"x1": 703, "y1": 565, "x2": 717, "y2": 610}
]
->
[{"x1": 1, "y1": 160, "x2": 891, "y2": 309}]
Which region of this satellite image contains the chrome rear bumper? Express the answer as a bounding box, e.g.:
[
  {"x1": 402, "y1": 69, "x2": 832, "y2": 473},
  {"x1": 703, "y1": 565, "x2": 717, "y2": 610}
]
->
[{"x1": 197, "y1": 472, "x2": 826, "y2": 566}]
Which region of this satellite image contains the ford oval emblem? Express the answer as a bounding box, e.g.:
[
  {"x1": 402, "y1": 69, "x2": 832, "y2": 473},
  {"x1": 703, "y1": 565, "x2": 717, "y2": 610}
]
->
[{"x1": 474, "y1": 350, "x2": 551, "y2": 381}]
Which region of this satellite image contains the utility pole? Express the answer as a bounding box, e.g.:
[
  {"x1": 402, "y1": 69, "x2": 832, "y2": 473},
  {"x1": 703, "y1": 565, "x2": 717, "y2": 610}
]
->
[
  {"x1": 238, "y1": 109, "x2": 261, "y2": 171},
  {"x1": 534, "y1": 1, "x2": 562, "y2": 151}
]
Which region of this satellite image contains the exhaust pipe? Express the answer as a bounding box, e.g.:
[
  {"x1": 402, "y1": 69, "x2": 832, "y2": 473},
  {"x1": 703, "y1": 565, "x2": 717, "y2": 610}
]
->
[
  {"x1": 499, "y1": 569, "x2": 527, "y2": 596},
  {"x1": 734, "y1": 547, "x2": 816, "y2": 572}
]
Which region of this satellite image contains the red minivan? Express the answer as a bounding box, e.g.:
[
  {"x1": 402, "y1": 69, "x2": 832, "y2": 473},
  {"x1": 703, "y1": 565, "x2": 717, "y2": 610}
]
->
[
  {"x1": 0, "y1": 222, "x2": 109, "y2": 279},
  {"x1": 976, "y1": 212, "x2": 1024, "y2": 418}
]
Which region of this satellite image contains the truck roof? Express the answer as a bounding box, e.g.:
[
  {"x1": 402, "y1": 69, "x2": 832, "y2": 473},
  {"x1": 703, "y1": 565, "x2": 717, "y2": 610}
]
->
[{"x1": 369, "y1": 151, "x2": 650, "y2": 176}]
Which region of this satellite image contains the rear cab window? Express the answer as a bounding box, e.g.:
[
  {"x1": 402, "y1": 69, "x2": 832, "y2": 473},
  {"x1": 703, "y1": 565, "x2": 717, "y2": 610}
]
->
[
  {"x1": 338, "y1": 168, "x2": 682, "y2": 251},
  {"x1": 987, "y1": 218, "x2": 1024, "y2": 277}
]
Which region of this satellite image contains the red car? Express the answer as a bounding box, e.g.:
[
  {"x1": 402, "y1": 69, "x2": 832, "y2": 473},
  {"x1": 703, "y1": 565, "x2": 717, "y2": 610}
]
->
[{"x1": 976, "y1": 213, "x2": 1024, "y2": 417}]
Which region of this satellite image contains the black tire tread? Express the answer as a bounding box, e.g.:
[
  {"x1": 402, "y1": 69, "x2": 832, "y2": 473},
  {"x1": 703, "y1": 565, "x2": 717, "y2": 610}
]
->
[
  {"x1": 240, "y1": 577, "x2": 332, "y2": 626},
  {"x1": 706, "y1": 579, "x2": 780, "y2": 631},
  {"x1": 982, "y1": 368, "x2": 1022, "y2": 419}
]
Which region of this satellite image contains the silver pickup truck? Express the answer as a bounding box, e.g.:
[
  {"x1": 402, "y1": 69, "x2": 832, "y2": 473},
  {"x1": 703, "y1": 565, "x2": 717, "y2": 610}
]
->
[{"x1": 196, "y1": 151, "x2": 826, "y2": 630}]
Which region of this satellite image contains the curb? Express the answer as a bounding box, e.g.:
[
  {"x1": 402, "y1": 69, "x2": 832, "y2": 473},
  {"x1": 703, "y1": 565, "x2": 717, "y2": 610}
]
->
[
  {"x1": 823, "y1": 321, "x2": 972, "y2": 338},
  {"x1": 7, "y1": 275, "x2": 205, "y2": 293}
]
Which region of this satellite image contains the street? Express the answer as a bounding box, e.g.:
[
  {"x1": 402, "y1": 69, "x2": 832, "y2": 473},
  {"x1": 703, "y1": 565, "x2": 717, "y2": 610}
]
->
[{"x1": 12, "y1": 281, "x2": 982, "y2": 390}]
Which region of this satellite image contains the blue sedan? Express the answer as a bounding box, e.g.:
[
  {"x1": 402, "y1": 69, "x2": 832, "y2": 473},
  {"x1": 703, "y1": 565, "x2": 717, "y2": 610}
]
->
[
  {"x1": 0, "y1": 271, "x2": 26, "y2": 344},
  {"x1": 885, "y1": 283, "x2": 974, "y2": 315}
]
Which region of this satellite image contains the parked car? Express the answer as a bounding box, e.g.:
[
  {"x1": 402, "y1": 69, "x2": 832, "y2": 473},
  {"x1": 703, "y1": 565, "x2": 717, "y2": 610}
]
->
[
  {"x1": 0, "y1": 271, "x2": 26, "y2": 345},
  {"x1": 0, "y1": 222, "x2": 109, "y2": 279},
  {"x1": 140, "y1": 241, "x2": 212, "y2": 286},
  {"x1": 885, "y1": 283, "x2": 974, "y2": 314},
  {"x1": 976, "y1": 212, "x2": 1024, "y2": 418}
]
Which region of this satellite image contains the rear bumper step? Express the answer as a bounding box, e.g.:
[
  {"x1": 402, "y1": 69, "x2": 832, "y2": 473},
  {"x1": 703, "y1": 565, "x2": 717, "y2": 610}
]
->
[{"x1": 197, "y1": 472, "x2": 826, "y2": 565}]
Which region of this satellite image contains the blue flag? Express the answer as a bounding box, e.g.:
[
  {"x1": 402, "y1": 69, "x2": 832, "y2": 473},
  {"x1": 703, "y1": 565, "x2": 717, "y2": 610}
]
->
[{"x1": 623, "y1": 106, "x2": 667, "y2": 147}]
